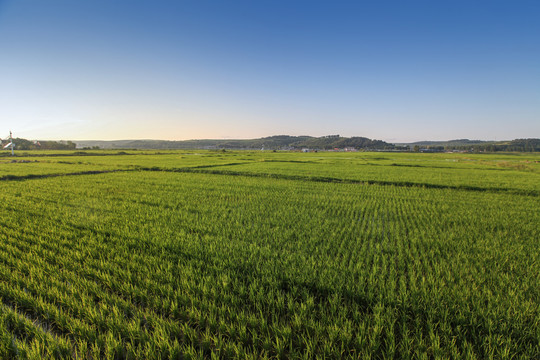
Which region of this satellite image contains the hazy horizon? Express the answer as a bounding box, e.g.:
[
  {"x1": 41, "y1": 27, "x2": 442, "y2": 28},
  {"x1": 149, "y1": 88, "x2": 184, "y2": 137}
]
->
[
  {"x1": 16, "y1": 135, "x2": 520, "y2": 145},
  {"x1": 1, "y1": 1, "x2": 539, "y2": 143},
  {"x1": 0, "y1": 132, "x2": 525, "y2": 144}
]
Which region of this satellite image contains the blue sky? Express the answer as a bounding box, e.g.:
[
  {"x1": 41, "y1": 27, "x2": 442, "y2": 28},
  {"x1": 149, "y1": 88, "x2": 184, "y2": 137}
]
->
[{"x1": 0, "y1": 0, "x2": 538, "y2": 142}]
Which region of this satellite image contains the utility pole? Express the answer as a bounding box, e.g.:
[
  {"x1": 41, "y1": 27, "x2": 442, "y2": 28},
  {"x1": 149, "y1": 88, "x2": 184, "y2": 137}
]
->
[{"x1": 9, "y1": 131, "x2": 14, "y2": 156}]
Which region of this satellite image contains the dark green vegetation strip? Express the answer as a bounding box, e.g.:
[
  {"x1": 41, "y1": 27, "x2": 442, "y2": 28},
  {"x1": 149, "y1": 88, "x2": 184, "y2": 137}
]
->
[
  {"x1": 0, "y1": 170, "x2": 125, "y2": 181},
  {"x1": 141, "y1": 166, "x2": 540, "y2": 197},
  {"x1": 2, "y1": 164, "x2": 538, "y2": 197}
]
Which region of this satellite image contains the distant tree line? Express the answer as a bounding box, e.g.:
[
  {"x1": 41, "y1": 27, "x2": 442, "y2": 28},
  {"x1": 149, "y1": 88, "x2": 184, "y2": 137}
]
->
[
  {"x1": 422, "y1": 139, "x2": 540, "y2": 152},
  {"x1": 75, "y1": 135, "x2": 396, "y2": 150},
  {"x1": 8, "y1": 138, "x2": 77, "y2": 150},
  {"x1": 298, "y1": 136, "x2": 392, "y2": 150},
  {"x1": 9, "y1": 136, "x2": 540, "y2": 152}
]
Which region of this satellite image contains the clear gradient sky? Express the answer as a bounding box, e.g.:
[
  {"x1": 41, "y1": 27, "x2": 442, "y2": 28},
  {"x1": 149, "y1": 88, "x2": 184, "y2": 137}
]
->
[{"x1": 0, "y1": 0, "x2": 539, "y2": 142}]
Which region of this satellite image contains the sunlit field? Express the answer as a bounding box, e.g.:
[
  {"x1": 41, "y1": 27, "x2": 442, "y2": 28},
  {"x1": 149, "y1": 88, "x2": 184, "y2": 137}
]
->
[{"x1": 1, "y1": 150, "x2": 539, "y2": 359}]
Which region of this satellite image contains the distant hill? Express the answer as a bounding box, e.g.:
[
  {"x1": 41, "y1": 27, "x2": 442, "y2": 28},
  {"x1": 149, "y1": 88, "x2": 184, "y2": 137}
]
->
[
  {"x1": 5, "y1": 136, "x2": 539, "y2": 152},
  {"x1": 396, "y1": 138, "x2": 540, "y2": 152},
  {"x1": 74, "y1": 135, "x2": 395, "y2": 150},
  {"x1": 399, "y1": 139, "x2": 491, "y2": 147},
  {"x1": 75, "y1": 136, "x2": 539, "y2": 152}
]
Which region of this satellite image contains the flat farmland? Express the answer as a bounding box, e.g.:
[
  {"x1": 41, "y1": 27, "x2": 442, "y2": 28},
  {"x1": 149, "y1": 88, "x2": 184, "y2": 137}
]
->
[{"x1": 0, "y1": 150, "x2": 539, "y2": 359}]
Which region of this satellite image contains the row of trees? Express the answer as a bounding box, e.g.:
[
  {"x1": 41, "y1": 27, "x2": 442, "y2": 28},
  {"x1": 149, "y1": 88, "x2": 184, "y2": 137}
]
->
[
  {"x1": 6, "y1": 136, "x2": 539, "y2": 152},
  {"x1": 415, "y1": 139, "x2": 540, "y2": 153},
  {"x1": 5, "y1": 138, "x2": 77, "y2": 151},
  {"x1": 77, "y1": 135, "x2": 395, "y2": 150}
]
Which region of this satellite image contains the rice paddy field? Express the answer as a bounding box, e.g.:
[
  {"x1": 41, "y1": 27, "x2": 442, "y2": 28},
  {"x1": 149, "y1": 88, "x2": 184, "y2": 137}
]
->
[{"x1": 0, "y1": 150, "x2": 539, "y2": 359}]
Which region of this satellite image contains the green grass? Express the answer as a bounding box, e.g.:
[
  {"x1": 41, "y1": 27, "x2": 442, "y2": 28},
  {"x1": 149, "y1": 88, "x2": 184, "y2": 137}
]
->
[{"x1": 0, "y1": 150, "x2": 539, "y2": 359}]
